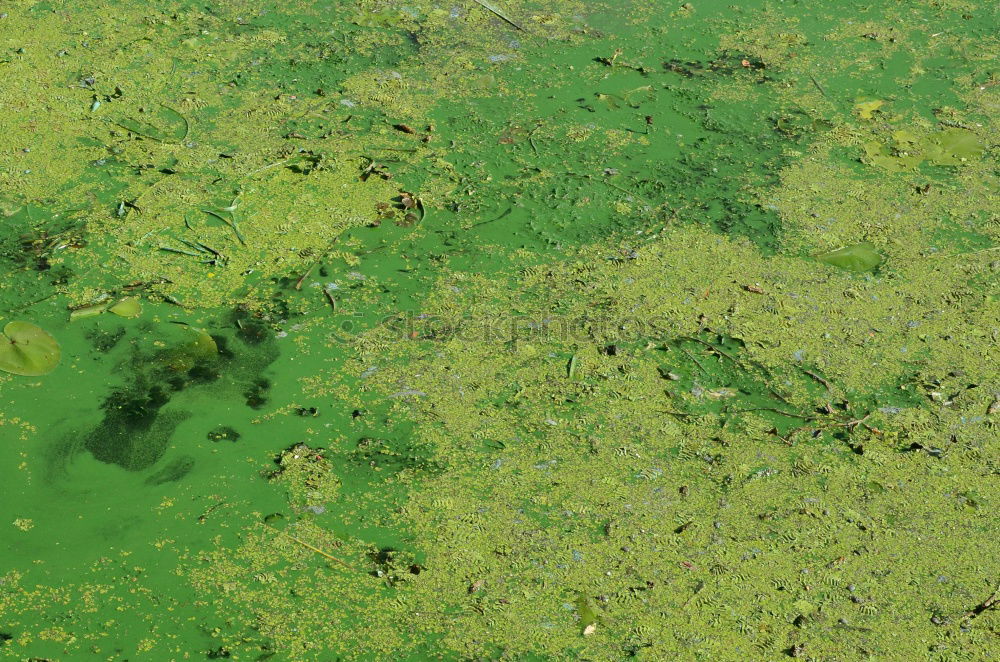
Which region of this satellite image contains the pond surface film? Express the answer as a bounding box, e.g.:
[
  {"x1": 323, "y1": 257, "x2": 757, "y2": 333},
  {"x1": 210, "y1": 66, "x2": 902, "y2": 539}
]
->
[{"x1": 1, "y1": 1, "x2": 998, "y2": 659}]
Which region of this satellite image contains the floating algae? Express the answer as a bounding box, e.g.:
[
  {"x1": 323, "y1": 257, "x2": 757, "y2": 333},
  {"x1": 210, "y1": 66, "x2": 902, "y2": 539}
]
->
[
  {"x1": 862, "y1": 128, "x2": 985, "y2": 172},
  {"x1": 2, "y1": 0, "x2": 999, "y2": 660},
  {"x1": 923, "y1": 128, "x2": 986, "y2": 166},
  {"x1": 816, "y1": 242, "x2": 883, "y2": 272}
]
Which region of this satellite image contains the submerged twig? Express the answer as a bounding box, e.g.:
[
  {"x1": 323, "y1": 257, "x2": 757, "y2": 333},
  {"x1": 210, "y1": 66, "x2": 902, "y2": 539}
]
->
[
  {"x1": 263, "y1": 522, "x2": 352, "y2": 569},
  {"x1": 800, "y1": 367, "x2": 832, "y2": 391},
  {"x1": 159, "y1": 245, "x2": 201, "y2": 257},
  {"x1": 466, "y1": 206, "x2": 512, "y2": 230},
  {"x1": 964, "y1": 582, "x2": 1000, "y2": 620},
  {"x1": 294, "y1": 237, "x2": 339, "y2": 290},
  {"x1": 808, "y1": 74, "x2": 828, "y2": 98},
  {"x1": 927, "y1": 245, "x2": 999, "y2": 259},
  {"x1": 200, "y1": 208, "x2": 245, "y2": 245},
  {"x1": 678, "y1": 335, "x2": 738, "y2": 364},
  {"x1": 472, "y1": 0, "x2": 523, "y2": 31},
  {"x1": 295, "y1": 262, "x2": 316, "y2": 290},
  {"x1": 733, "y1": 407, "x2": 814, "y2": 420},
  {"x1": 323, "y1": 288, "x2": 337, "y2": 313},
  {"x1": 110, "y1": 104, "x2": 190, "y2": 143},
  {"x1": 680, "y1": 348, "x2": 706, "y2": 374}
]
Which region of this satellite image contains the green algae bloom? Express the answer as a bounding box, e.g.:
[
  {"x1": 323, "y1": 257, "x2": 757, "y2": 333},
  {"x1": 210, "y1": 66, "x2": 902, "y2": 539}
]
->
[{"x1": 0, "y1": 0, "x2": 998, "y2": 660}]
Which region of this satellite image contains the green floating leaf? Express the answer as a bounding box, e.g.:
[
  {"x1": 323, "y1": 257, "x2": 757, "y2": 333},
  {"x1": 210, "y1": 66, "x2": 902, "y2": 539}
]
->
[
  {"x1": 817, "y1": 242, "x2": 882, "y2": 273},
  {"x1": 109, "y1": 297, "x2": 142, "y2": 318},
  {"x1": 69, "y1": 302, "x2": 110, "y2": 321},
  {"x1": 188, "y1": 327, "x2": 219, "y2": 358},
  {"x1": 0, "y1": 321, "x2": 61, "y2": 376}
]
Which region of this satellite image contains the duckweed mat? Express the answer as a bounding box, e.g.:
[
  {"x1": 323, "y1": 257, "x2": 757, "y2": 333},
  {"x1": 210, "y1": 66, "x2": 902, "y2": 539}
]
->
[{"x1": 1, "y1": 1, "x2": 998, "y2": 660}]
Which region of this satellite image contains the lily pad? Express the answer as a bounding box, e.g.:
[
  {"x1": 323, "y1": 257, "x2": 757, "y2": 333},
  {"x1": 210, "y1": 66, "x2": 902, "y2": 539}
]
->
[
  {"x1": 0, "y1": 321, "x2": 61, "y2": 376},
  {"x1": 109, "y1": 297, "x2": 142, "y2": 318},
  {"x1": 817, "y1": 242, "x2": 882, "y2": 273}
]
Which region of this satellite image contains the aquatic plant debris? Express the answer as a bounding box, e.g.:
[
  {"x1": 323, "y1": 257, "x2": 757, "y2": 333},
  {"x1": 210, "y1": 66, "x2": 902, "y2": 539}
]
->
[
  {"x1": 0, "y1": 0, "x2": 998, "y2": 660},
  {"x1": 108, "y1": 297, "x2": 142, "y2": 318},
  {"x1": 816, "y1": 242, "x2": 883, "y2": 273},
  {"x1": 472, "y1": 0, "x2": 524, "y2": 31}
]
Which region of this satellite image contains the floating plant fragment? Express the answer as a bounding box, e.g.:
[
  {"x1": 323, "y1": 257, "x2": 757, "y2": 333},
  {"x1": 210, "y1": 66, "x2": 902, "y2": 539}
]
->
[
  {"x1": 70, "y1": 296, "x2": 142, "y2": 320},
  {"x1": 187, "y1": 327, "x2": 219, "y2": 357},
  {"x1": 575, "y1": 593, "x2": 599, "y2": 635},
  {"x1": 0, "y1": 321, "x2": 61, "y2": 376},
  {"x1": 109, "y1": 297, "x2": 142, "y2": 318},
  {"x1": 69, "y1": 301, "x2": 111, "y2": 321},
  {"x1": 817, "y1": 242, "x2": 882, "y2": 272}
]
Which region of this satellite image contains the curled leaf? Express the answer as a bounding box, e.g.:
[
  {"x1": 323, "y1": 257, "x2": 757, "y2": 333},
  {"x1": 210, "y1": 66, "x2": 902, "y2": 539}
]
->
[
  {"x1": 69, "y1": 302, "x2": 110, "y2": 321},
  {"x1": 0, "y1": 321, "x2": 61, "y2": 376}
]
